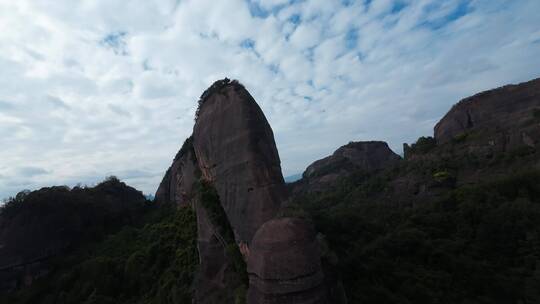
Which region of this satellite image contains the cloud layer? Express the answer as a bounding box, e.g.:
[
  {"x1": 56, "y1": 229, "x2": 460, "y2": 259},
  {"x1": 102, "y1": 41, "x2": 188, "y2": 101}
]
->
[{"x1": 1, "y1": 0, "x2": 539, "y2": 199}]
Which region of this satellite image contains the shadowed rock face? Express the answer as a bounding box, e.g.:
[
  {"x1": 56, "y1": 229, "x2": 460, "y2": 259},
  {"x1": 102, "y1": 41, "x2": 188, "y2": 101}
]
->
[
  {"x1": 435, "y1": 78, "x2": 540, "y2": 146},
  {"x1": 193, "y1": 81, "x2": 287, "y2": 244},
  {"x1": 155, "y1": 137, "x2": 199, "y2": 207},
  {"x1": 295, "y1": 141, "x2": 400, "y2": 193},
  {"x1": 247, "y1": 218, "x2": 327, "y2": 304},
  {"x1": 193, "y1": 196, "x2": 233, "y2": 302},
  {"x1": 155, "y1": 138, "x2": 233, "y2": 303}
]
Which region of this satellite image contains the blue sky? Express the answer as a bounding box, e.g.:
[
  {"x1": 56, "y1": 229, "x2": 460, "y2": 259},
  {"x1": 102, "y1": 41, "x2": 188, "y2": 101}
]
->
[{"x1": 0, "y1": 0, "x2": 539, "y2": 199}]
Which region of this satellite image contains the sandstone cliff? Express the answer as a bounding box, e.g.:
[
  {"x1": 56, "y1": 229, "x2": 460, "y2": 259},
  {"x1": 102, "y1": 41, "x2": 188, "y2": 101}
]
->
[
  {"x1": 434, "y1": 78, "x2": 540, "y2": 149},
  {"x1": 247, "y1": 218, "x2": 327, "y2": 304},
  {"x1": 192, "y1": 80, "x2": 288, "y2": 244},
  {"x1": 155, "y1": 137, "x2": 199, "y2": 207},
  {"x1": 155, "y1": 79, "x2": 327, "y2": 303}
]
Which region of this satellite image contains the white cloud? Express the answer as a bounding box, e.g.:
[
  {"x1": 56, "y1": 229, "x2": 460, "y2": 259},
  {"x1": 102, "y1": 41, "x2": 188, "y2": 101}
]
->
[
  {"x1": 0, "y1": 0, "x2": 539, "y2": 198},
  {"x1": 289, "y1": 23, "x2": 321, "y2": 49},
  {"x1": 257, "y1": 0, "x2": 289, "y2": 10}
]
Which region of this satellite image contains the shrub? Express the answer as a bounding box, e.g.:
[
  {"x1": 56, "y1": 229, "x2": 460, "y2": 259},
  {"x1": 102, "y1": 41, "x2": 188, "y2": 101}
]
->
[{"x1": 405, "y1": 136, "x2": 437, "y2": 157}]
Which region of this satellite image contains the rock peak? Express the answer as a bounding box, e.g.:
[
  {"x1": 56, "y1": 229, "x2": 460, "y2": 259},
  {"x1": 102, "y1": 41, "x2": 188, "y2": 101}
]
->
[
  {"x1": 156, "y1": 79, "x2": 328, "y2": 303},
  {"x1": 434, "y1": 78, "x2": 540, "y2": 144},
  {"x1": 294, "y1": 141, "x2": 400, "y2": 193},
  {"x1": 195, "y1": 78, "x2": 247, "y2": 121},
  {"x1": 193, "y1": 79, "x2": 286, "y2": 243}
]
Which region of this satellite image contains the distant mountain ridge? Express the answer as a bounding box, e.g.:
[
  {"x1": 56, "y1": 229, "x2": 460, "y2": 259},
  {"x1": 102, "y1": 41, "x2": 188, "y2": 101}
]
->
[{"x1": 284, "y1": 173, "x2": 302, "y2": 183}]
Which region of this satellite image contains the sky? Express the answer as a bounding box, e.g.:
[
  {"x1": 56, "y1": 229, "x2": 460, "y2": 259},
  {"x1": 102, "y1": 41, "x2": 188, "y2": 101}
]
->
[{"x1": 0, "y1": 0, "x2": 539, "y2": 199}]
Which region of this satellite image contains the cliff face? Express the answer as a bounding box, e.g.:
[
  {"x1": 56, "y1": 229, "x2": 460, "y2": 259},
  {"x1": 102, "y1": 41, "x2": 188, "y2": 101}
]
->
[
  {"x1": 156, "y1": 79, "x2": 327, "y2": 303},
  {"x1": 434, "y1": 78, "x2": 540, "y2": 148},
  {"x1": 155, "y1": 137, "x2": 199, "y2": 207},
  {"x1": 193, "y1": 81, "x2": 287, "y2": 244},
  {"x1": 294, "y1": 141, "x2": 400, "y2": 193}
]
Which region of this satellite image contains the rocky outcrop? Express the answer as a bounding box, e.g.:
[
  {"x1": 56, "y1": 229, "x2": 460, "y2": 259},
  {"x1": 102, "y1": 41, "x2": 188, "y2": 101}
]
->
[
  {"x1": 155, "y1": 137, "x2": 199, "y2": 207},
  {"x1": 434, "y1": 78, "x2": 540, "y2": 149},
  {"x1": 193, "y1": 80, "x2": 288, "y2": 244},
  {"x1": 387, "y1": 78, "x2": 540, "y2": 206},
  {"x1": 295, "y1": 141, "x2": 400, "y2": 193},
  {"x1": 247, "y1": 218, "x2": 327, "y2": 304},
  {"x1": 155, "y1": 79, "x2": 326, "y2": 303}
]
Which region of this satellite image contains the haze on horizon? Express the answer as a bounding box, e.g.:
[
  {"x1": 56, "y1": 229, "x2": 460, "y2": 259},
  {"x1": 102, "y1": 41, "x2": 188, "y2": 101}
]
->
[{"x1": 0, "y1": 0, "x2": 539, "y2": 199}]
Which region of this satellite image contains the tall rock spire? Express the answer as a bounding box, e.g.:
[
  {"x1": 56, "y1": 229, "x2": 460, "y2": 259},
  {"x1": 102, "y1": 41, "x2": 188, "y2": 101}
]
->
[
  {"x1": 192, "y1": 79, "x2": 287, "y2": 244},
  {"x1": 155, "y1": 79, "x2": 328, "y2": 303}
]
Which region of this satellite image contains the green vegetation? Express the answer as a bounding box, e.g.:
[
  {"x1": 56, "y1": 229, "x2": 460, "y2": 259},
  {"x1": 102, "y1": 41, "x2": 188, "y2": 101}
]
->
[
  {"x1": 404, "y1": 136, "x2": 437, "y2": 158},
  {"x1": 532, "y1": 108, "x2": 540, "y2": 120},
  {"x1": 294, "y1": 169, "x2": 540, "y2": 304},
  {"x1": 195, "y1": 78, "x2": 244, "y2": 121},
  {"x1": 0, "y1": 177, "x2": 150, "y2": 264},
  {"x1": 1, "y1": 205, "x2": 198, "y2": 304},
  {"x1": 432, "y1": 170, "x2": 454, "y2": 184},
  {"x1": 452, "y1": 132, "x2": 469, "y2": 143}
]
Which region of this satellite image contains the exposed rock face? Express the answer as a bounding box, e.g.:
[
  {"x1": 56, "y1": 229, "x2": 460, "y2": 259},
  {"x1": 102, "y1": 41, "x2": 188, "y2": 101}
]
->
[
  {"x1": 155, "y1": 139, "x2": 233, "y2": 302},
  {"x1": 193, "y1": 195, "x2": 234, "y2": 302},
  {"x1": 156, "y1": 79, "x2": 326, "y2": 303},
  {"x1": 384, "y1": 78, "x2": 540, "y2": 207},
  {"x1": 247, "y1": 218, "x2": 327, "y2": 304},
  {"x1": 193, "y1": 80, "x2": 288, "y2": 244},
  {"x1": 295, "y1": 141, "x2": 400, "y2": 193},
  {"x1": 155, "y1": 137, "x2": 199, "y2": 207},
  {"x1": 434, "y1": 78, "x2": 540, "y2": 148}
]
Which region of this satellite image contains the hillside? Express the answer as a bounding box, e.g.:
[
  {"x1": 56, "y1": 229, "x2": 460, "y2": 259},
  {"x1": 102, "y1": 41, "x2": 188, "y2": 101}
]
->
[{"x1": 290, "y1": 78, "x2": 540, "y2": 303}]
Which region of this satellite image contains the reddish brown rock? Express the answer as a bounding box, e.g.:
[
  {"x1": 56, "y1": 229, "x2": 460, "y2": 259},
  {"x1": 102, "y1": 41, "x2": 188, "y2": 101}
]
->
[
  {"x1": 192, "y1": 80, "x2": 288, "y2": 244},
  {"x1": 434, "y1": 78, "x2": 540, "y2": 147},
  {"x1": 193, "y1": 198, "x2": 234, "y2": 303},
  {"x1": 156, "y1": 79, "x2": 327, "y2": 303},
  {"x1": 295, "y1": 141, "x2": 400, "y2": 193},
  {"x1": 155, "y1": 137, "x2": 199, "y2": 207},
  {"x1": 155, "y1": 137, "x2": 235, "y2": 303},
  {"x1": 247, "y1": 217, "x2": 327, "y2": 304}
]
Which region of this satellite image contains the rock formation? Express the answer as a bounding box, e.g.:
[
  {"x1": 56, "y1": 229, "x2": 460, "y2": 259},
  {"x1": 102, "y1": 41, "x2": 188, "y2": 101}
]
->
[
  {"x1": 247, "y1": 218, "x2": 327, "y2": 304},
  {"x1": 392, "y1": 78, "x2": 540, "y2": 205},
  {"x1": 294, "y1": 141, "x2": 400, "y2": 193},
  {"x1": 192, "y1": 80, "x2": 288, "y2": 244},
  {"x1": 434, "y1": 78, "x2": 540, "y2": 149},
  {"x1": 155, "y1": 137, "x2": 199, "y2": 207},
  {"x1": 155, "y1": 79, "x2": 327, "y2": 303}
]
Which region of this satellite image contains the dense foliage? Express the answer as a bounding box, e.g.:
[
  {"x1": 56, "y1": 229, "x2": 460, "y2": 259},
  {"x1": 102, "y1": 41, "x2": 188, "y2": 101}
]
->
[
  {"x1": 403, "y1": 136, "x2": 437, "y2": 158},
  {"x1": 0, "y1": 177, "x2": 149, "y2": 269},
  {"x1": 294, "y1": 167, "x2": 540, "y2": 304},
  {"x1": 0, "y1": 205, "x2": 198, "y2": 304}
]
